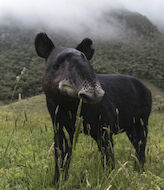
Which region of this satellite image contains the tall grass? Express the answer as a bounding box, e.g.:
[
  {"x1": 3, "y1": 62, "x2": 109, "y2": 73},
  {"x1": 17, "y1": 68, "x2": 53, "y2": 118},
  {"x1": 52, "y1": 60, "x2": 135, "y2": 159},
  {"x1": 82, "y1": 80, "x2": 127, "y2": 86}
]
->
[{"x1": 0, "y1": 96, "x2": 164, "y2": 189}]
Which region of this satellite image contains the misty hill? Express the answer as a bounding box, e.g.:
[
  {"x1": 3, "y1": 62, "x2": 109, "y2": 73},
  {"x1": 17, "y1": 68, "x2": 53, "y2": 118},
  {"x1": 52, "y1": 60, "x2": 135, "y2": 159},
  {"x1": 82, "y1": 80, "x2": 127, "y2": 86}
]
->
[
  {"x1": 0, "y1": 9, "x2": 164, "y2": 103},
  {"x1": 107, "y1": 10, "x2": 161, "y2": 38},
  {"x1": 94, "y1": 9, "x2": 164, "y2": 83}
]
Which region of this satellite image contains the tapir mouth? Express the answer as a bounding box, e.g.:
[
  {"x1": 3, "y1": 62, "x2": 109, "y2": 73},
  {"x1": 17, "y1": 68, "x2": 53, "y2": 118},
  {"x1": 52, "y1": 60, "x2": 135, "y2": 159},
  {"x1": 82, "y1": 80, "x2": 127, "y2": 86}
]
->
[
  {"x1": 58, "y1": 80, "x2": 104, "y2": 104},
  {"x1": 78, "y1": 92, "x2": 102, "y2": 104}
]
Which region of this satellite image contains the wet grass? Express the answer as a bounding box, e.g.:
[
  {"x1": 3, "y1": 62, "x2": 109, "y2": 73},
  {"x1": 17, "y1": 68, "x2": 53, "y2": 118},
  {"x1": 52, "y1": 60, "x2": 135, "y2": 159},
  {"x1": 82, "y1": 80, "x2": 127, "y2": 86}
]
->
[{"x1": 0, "y1": 94, "x2": 164, "y2": 190}]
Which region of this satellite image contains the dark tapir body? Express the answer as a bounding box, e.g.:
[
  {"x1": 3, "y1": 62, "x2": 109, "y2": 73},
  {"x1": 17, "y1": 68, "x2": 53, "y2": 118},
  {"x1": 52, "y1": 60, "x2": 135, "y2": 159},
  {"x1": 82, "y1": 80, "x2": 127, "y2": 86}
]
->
[{"x1": 35, "y1": 33, "x2": 152, "y2": 183}]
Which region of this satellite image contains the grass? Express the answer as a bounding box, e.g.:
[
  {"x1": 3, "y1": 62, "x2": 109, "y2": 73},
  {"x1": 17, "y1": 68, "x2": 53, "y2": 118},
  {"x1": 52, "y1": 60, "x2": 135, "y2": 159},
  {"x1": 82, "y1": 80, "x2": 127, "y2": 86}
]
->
[
  {"x1": 143, "y1": 79, "x2": 164, "y2": 111},
  {"x1": 0, "y1": 87, "x2": 164, "y2": 189}
]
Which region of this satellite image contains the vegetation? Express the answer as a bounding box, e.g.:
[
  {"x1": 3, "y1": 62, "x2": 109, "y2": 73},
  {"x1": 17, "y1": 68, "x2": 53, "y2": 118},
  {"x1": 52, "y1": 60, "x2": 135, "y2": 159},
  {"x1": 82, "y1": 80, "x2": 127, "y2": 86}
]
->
[
  {"x1": 0, "y1": 8, "x2": 164, "y2": 190},
  {"x1": 0, "y1": 80, "x2": 164, "y2": 189},
  {"x1": 0, "y1": 24, "x2": 43, "y2": 102},
  {"x1": 0, "y1": 9, "x2": 164, "y2": 103}
]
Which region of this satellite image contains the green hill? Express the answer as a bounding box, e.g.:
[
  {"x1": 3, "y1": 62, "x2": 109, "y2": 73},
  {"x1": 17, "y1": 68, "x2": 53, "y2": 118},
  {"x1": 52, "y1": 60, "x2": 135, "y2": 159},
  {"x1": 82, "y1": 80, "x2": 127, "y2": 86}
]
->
[
  {"x1": 1, "y1": 79, "x2": 163, "y2": 113},
  {"x1": 0, "y1": 9, "x2": 164, "y2": 103}
]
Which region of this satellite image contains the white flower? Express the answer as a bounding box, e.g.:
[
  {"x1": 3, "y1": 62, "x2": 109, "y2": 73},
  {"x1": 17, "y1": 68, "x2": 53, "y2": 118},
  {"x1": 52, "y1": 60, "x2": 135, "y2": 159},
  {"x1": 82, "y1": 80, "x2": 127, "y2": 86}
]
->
[
  {"x1": 21, "y1": 67, "x2": 26, "y2": 75},
  {"x1": 16, "y1": 76, "x2": 20, "y2": 82}
]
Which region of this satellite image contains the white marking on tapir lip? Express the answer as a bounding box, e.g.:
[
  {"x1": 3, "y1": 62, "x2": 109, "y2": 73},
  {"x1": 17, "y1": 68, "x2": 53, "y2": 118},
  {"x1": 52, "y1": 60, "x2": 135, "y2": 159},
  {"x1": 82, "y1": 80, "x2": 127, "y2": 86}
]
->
[
  {"x1": 59, "y1": 80, "x2": 78, "y2": 97},
  {"x1": 78, "y1": 81, "x2": 105, "y2": 104},
  {"x1": 95, "y1": 81, "x2": 105, "y2": 97}
]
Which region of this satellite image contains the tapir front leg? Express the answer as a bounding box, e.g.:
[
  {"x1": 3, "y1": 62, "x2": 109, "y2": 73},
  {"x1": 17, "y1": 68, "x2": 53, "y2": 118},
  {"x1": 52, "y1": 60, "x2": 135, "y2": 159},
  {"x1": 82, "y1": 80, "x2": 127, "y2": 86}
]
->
[{"x1": 53, "y1": 125, "x2": 73, "y2": 184}]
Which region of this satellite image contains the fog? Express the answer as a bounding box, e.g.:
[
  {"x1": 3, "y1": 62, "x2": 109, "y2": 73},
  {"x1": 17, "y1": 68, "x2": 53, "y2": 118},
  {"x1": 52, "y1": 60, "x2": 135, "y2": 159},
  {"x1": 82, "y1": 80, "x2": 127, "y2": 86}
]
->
[
  {"x1": 119, "y1": 0, "x2": 164, "y2": 32},
  {"x1": 0, "y1": 0, "x2": 164, "y2": 39}
]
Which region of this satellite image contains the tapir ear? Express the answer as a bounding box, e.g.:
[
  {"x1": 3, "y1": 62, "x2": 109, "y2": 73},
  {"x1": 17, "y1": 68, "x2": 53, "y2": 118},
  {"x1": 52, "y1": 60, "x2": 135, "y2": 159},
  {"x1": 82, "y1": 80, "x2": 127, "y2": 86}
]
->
[
  {"x1": 35, "y1": 33, "x2": 55, "y2": 59},
  {"x1": 76, "y1": 38, "x2": 95, "y2": 60}
]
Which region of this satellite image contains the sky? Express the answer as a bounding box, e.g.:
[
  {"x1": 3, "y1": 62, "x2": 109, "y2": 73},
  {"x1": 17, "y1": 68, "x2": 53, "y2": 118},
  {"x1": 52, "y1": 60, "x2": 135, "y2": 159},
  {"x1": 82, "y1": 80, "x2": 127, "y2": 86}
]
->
[{"x1": 0, "y1": 0, "x2": 164, "y2": 38}]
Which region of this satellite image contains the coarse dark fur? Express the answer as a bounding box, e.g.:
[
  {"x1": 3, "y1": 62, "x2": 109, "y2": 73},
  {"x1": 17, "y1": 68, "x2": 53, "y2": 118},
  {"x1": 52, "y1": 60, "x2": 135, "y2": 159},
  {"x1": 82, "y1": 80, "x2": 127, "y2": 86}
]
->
[{"x1": 35, "y1": 33, "x2": 152, "y2": 184}]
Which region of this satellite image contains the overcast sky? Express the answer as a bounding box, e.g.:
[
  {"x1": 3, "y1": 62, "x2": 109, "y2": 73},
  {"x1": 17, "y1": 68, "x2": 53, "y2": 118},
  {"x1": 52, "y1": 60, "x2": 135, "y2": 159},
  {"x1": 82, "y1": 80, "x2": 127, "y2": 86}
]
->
[{"x1": 0, "y1": 0, "x2": 164, "y2": 38}]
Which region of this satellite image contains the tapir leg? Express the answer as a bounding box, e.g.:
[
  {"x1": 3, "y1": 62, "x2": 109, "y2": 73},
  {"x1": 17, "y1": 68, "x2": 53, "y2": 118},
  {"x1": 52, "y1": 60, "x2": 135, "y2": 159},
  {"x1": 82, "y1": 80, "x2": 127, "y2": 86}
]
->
[
  {"x1": 53, "y1": 126, "x2": 73, "y2": 184},
  {"x1": 126, "y1": 117, "x2": 148, "y2": 171},
  {"x1": 46, "y1": 98, "x2": 74, "y2": 184},
  {"x1": 96, "y1": 128, "x2": 115, "y2": 170}
]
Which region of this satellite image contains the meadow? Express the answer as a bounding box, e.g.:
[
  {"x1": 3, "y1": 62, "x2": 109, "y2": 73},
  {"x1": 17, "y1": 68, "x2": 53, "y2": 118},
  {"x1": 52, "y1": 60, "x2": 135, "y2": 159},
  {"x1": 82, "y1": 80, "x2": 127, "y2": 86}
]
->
[{"x1": 0, "y1": 82, "x2": 164, "y2": 190}]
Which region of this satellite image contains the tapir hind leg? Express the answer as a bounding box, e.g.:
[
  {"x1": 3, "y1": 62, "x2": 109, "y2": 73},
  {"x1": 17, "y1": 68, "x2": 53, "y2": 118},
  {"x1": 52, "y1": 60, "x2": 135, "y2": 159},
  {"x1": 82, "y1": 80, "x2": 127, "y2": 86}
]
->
[{"x1": 126, "y1": 117, "x2": 148, "y2": 171}]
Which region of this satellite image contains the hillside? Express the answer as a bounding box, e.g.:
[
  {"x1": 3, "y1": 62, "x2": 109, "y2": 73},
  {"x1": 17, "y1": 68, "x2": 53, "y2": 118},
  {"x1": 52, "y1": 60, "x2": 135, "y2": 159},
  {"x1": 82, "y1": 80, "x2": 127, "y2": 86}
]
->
[
  {"x1": 0, "y1": 9, "x2": 164, "y2": 103},
  {"x1": 1, "y1": 79, "x2": 163, "y2": 113}
]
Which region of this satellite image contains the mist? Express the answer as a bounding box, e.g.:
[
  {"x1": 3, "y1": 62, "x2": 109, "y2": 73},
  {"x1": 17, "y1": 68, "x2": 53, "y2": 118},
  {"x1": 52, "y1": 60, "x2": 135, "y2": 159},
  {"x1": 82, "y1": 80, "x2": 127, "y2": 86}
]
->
[
  {"x1": 119, "y1": 0, "x2": 164, "y2": 32},
  {"x1": 0, "y1": 0, "x2": 164, "y2": 40}
]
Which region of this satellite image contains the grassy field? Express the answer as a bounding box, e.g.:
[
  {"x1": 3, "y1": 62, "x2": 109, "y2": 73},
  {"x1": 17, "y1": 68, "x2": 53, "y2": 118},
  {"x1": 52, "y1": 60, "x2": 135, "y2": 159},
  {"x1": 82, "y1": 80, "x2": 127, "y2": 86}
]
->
[{"x1": 0, "y1": 83, "x2": 164, "y2": 190}]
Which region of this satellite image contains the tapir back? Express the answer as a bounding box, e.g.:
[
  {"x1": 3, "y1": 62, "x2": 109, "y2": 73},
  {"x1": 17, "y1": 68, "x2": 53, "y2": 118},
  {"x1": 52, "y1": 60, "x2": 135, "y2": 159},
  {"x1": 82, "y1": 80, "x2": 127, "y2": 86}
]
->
[{"x1": 96, "y1": 74, "x2": 152, "y2": 132}]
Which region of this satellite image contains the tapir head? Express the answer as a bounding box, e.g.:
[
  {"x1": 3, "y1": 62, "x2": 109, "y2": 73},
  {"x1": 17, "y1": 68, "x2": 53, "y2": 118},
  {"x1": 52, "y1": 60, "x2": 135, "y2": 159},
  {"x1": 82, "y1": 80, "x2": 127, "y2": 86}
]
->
[{"x1": 35, "y1": 33, "x2": 104, "y2": 104}]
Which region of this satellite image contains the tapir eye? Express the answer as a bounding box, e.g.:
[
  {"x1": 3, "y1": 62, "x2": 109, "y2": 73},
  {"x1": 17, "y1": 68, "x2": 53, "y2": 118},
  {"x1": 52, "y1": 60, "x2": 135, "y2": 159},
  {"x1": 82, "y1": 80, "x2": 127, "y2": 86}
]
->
[{"x1": 53, "y1": 63, "x2": 60, "y2": 70}]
